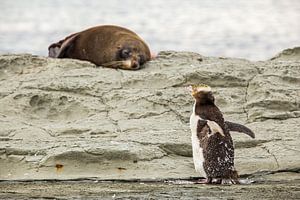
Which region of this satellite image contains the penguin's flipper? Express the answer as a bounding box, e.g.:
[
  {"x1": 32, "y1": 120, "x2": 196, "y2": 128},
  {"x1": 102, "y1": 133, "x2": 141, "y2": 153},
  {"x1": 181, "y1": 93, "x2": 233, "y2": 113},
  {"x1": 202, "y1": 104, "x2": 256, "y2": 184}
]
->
[
  {"x1": 225, "y1": 121, "x2": 255, "y2": 138},
  {"x1": 197, "y1": 119, "x2": 207, "y2": 131}
]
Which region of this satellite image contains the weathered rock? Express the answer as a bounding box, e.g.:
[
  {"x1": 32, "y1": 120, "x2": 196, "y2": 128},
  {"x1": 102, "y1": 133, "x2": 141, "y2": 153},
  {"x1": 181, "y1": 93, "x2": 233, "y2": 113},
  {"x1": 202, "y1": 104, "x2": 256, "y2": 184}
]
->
[
  {"x1": 0, "y1": 49, "x2": 299, "y2": 180},
  {"x1": 270, "y1": 46, "x2": 300, "y2": 61}
]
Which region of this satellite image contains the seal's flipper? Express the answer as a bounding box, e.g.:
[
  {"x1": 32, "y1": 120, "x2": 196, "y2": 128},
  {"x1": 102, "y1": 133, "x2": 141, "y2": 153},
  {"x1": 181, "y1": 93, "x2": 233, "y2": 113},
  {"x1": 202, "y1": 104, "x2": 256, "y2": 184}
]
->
[
  {"x1": 56, "y1": 34, "x2": 79, "y2": 58},
  {"x1": 48, "y1": 39, "x2": 67, "y2": 58},
  {"x1": 48, "y1": 41, "x2": 65, "y2": 57},
  {"x1": 48, "y1": 33, "x2": 79, "y2": 58},
  {"x1": 48, "y1": 46, "x2": 60, "y2": 58},
  {"x1": 225, "y1": 121, "x2": 255, "y2": 138}
]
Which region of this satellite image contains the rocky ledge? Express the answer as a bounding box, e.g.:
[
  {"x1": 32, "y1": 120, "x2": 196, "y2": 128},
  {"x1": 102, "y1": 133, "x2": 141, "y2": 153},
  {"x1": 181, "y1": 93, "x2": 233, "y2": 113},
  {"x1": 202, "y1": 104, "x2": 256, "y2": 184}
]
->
[{"x1": 0, "y1": 47, "x2": 299, "y2": 181}]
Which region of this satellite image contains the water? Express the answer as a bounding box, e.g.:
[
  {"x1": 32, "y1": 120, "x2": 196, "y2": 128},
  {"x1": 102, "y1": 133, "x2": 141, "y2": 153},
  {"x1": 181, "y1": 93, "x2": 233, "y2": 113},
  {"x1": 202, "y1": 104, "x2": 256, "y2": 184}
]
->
[{"x1": 0, "y1": 0, "x2": 299, "y2": 60}]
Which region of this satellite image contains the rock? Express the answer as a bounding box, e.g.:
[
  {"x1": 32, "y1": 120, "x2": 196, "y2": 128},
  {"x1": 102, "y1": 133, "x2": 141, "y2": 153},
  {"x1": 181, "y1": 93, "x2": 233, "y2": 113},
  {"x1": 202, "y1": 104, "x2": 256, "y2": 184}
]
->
[
  {"x1": 1, "y1": 179, "x2": 300, "y2": 199},
  {"x1": 0, "y1": 49, "x2": 299, "y2": 180},
  {"x1": 270, "y1": 46, "x2": 300, "y2": 61}
]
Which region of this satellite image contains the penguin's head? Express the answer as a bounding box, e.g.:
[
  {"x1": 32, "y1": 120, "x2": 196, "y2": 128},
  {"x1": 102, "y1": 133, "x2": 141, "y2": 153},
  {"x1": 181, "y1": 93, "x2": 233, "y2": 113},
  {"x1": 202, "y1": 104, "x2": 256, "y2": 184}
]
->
[{"x1": 187, "y1": 84, "x2": 215, "y2": 104}]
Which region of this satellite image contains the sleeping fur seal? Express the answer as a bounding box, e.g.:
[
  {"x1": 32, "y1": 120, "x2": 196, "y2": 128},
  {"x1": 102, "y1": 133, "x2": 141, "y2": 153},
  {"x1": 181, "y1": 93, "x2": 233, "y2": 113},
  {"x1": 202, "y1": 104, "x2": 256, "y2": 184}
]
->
[{"x1": 48, "y1": 25, "x2": 151, "y2": 70}]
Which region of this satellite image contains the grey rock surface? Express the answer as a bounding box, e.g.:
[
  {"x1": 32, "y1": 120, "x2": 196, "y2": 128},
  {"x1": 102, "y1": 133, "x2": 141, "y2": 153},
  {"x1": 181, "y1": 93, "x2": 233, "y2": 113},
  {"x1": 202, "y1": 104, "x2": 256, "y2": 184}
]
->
[{"x1": 0, "y1": 49, "x2": 299, "y2": 180}]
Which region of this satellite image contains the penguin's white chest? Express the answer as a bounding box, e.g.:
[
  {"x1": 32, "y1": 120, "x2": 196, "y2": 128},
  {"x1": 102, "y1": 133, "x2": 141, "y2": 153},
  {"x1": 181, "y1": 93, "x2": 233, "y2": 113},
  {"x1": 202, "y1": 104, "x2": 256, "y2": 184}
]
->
[{"x1": 190, "y1": 112, "x2": 206, "y2": 178}]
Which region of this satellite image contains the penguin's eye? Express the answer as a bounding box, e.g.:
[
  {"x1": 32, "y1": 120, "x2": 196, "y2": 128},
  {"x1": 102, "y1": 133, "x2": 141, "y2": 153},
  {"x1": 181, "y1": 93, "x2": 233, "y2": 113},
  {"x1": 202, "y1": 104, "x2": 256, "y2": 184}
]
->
[{"x1": 120, "y1": 49, "x2": 132, "y2": 59}]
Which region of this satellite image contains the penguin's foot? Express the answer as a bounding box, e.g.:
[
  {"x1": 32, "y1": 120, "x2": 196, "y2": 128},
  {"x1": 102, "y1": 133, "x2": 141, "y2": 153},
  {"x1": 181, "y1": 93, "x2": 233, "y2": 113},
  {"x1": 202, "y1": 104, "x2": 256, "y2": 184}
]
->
[
  {"x1": 219, "y1": 178, "x2": 239, "y2": 185},
  {"x1": 215, "y1": 178, "x2": 240, "y2": 185},
  {"x1": 194, "y1": 178, "x2": 211, "y2": 184},
  {"x1": 195, "y1": 178, "x2": 239, "y2": 185},
  {"x1": 197, "y1": 178, "x2": 221, "y2": 184},
  {"x1": 211, "y1": 178, "x2": 222, "y2": 184}
]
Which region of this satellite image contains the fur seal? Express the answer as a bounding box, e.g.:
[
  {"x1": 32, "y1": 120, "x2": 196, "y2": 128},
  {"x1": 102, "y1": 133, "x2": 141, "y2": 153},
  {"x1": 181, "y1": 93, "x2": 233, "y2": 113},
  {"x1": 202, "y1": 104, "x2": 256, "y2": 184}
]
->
[
  {"x1": 48, "y1": 25, "x2": 151, "y2": 70},
  {"x1": 188, "y1": 84, "x2": 255, "y2": 184}
]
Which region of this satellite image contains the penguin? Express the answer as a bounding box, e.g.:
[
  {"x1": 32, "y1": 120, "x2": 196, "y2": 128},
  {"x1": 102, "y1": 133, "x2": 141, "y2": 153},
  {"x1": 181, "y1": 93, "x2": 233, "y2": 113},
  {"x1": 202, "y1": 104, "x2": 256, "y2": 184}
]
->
[{"x1": 188, "y1": 84, "x2": 254, "y2": 184}]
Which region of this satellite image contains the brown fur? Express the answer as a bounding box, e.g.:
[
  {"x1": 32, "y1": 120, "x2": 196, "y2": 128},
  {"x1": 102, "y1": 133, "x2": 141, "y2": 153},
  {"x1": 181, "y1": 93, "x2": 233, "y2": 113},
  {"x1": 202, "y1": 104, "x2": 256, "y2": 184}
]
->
[{"x1": 48, "y1": 25, "x2": 151, "y2": 70}]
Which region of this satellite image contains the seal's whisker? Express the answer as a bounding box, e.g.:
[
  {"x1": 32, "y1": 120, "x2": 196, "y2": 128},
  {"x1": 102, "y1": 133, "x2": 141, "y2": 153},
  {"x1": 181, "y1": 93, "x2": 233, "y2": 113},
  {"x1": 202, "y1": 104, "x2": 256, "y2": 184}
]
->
[{"x1": 102, "y1": 61, "x2": 127, "y2": 68}]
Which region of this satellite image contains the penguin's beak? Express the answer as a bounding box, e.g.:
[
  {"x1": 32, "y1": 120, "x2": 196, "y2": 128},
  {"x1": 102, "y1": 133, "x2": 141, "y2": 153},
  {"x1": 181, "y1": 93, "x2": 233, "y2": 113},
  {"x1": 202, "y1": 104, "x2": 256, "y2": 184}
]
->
[
  {"x1": 186, "y1": 85, "x2": 198, "y2": 98},
  {"x1": 186, "y1": 85, "x2": 197, "y2": 97},
  {"x1": 186, "y1": 85, "x2": 193, "y2": 92}
]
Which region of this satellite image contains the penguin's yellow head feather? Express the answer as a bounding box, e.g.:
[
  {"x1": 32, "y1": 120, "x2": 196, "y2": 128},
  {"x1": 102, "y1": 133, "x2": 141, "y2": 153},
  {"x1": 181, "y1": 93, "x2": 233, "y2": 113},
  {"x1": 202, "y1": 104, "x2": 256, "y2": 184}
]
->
[
  {"x1": 187, "y1": 84, "x2": 212, "y2": 96},
  {"x1": 187, "y1": 84, "x2": 214, "y2": 104}
]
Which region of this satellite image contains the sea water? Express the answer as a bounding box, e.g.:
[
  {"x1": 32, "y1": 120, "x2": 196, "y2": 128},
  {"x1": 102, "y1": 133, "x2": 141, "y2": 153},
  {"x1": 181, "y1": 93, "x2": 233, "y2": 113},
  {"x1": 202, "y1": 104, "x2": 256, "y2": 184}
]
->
[{"x1": 0, "y1": 0, "x2": 299, "y2": 60}]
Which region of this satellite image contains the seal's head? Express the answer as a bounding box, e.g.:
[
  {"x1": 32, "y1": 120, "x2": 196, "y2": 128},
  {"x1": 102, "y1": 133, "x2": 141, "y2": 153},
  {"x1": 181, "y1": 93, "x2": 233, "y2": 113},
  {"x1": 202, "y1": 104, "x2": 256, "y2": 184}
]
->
[
  {"x1": 187, "y1": 84, "x2": 215, "y2": 104},
  {"x1": 100, "y1": 39, "x2": 151, "y2": 70},
  {"x1": 115, "y1": 40, "x2": 151, "y2": 70}
]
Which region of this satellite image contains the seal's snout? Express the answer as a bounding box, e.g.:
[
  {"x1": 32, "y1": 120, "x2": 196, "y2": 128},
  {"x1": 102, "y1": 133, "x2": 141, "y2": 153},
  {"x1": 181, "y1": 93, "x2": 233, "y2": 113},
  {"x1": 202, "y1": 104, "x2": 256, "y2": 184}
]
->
[{"x1": 131, "y1": 60, "x2": 140, "y2": 69}]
